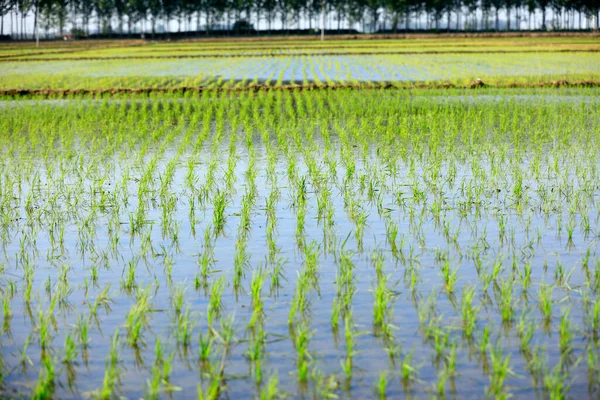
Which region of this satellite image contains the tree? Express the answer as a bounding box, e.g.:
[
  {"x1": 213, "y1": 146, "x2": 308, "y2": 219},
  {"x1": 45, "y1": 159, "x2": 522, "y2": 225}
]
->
[
  {"x1": 536, "y1": 0, "x2": 550, "y2": 29},
  {"x1": 0, "y1": 0, "x2": 11, "y2": 35}
]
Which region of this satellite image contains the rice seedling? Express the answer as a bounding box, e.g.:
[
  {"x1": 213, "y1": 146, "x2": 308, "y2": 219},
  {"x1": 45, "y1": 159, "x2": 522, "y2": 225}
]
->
[
  {"x1": 32, "y1": 356, "x2": 56, "y2": 399},
  {"x1": 62, "y1": 333, "x2": 78, "y2": 364},
  {"x1": 207, "y1": 277, "x2": 225, "y2": 327},
  {"x1": 198, "y1": 333, "x2": 215, "y2": 363},
  {"x1": 376, "y1": 370, "x2": 389, "y2": 399},
  {"x1": 95, "y1": 329, "x2": 122, "y2": 399},
  {"x1": 372, "y1": 252, "x2": 396, "y2": 337},
  {"x1": 175, "y1": 306, "x2": 196, "y2": 348},
  {"x1": 259, "y1": 372, "x2": 284, "y2": 400},
  {"x1": 544, "y1": 364, "x2": 571, "y2": 400},
  {"x1": 538, "y1": 284, "x2": 554, "y2": 324},
  {"x1": 486, "y1": 344, "x2": 515, "y2": 399},
  {"x1": 293, "y1": 323, "x2": 313, "y2": 384}
]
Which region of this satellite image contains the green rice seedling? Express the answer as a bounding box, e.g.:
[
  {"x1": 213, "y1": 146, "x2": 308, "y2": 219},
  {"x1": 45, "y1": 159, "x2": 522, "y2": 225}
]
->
[
  {"x1": 233, "y1": 239, "x2": 250, "y2": 290},
  {"x1": 89, "y1": 285, "x2": 112, "y2": 318},
  {"x1": 354, "y1": 209, "x2": 369, "y2": 251},
  {"x1": 310, "y1": 368, "x2": 338, "y2": 399},
  {"x1": 96, "y1": 329, "x2": 122, "y2": 399},
  {"x1": 207, "y1": 277, "x2": 225, "y2": 326},
  {"x1": 440, "y1": 259, "x2": 459, "y2": 294},
  {"x1": 341, "y1": 311, "x2": 364, "y2": 381},
  {"x1": 486, "y1": 345, "x2": 514, "y2": 399},
  {"x1": 372, "y1": 254, "x2": 395, "y2": 337},
  {"x1": 558, "y1": 308, "x2": 572, "y2": 354},
  {"x1": 154, "y1": 339, "x2": 164, "y2": 366},
  {"x1": 249, "y1": 269, "x2": 266, "y2": 328},
  {"x1": 302, "y1": 240, "x2": 320, "y2": 286},
  {"x1": 479, "y1": 326, "x2": 490, "y2": 356},
  {"x1": 175, "y1": 306, "x2": 196, "y2": 348},
  {"x1": 520, "y1": 262, "x2": 532, "y2": 290},
  {"x1": 376, "y1": 370, "x2": 388, "y2": 399},
  {"x1": 293, "y1": 323, "x2": 312, "y2": 383},
  {"x1": 125, "y1": 288, "x2": 152, "y2": 348},
  {"x1": 171, "y1": 285, "x2": 186, "y2": 315},
  {"x1": 538, "y1": 284, "x2": 553, "y2": 324},
  {"x1": 2, "y1": 295, "x2": 11, "y2": 332},
  {"x1": 436, "y1": 369, "x2": 448, "y2": 397},
  {"x1": 333, "y1": 249, "x2": 356, "y2": 329},
  {"x1": 499, "y1": 278, "x2": 516, "y2": 323},
  {"x1": 212, "y1": 190, "x2": 228, "y2": 235},
  {"x1": 259, "y1": 371, "x2": 283, "y2": 400},
  {"x1": 38, "y1": 309, "x2": 53, "y2": 352},
  {"x1": 197, "y1": 377, "x2": 221, "y2": 400},
  {"x1": 245, "y1": 326, "x2": 266, "y2": 384},
  {"x1": 199, "y1": 333, "x2": 214, "y2": 363},
  {"x1": 432, "y1": 329, "x2": 450, "y2": 359},
  {"x1": 269, "y1": 257, "x2": 286, "y2": 294},
  {"x1": 588, "y1": 300, "x2": 600, "y2": 335},
  {"x1": 24, "y1": 275, "x2": 34, "y2": 304},
  {"x1": 386, "y1": 220, "x2": 399, "y2": 258},
  {"x1": 288, "y1": 271, "x2": 310, "y2": 326},
  {"x1": 446, "y1": 342, "x2": 458, "y2": 377},
  {"x1": 121, "y1": 257, "x2": 140, "y2": 290},
  {"x1": 32, "y1": 356, "x2": 56, "y2": 399},
  {"x1": 400, "y1": 350, "x2": 418, "y2": 384},
  {"x1": 20, "y1": 335, "x2": 33, "y2": 370},
  {"x1": 544, "y1": 364, "x2": 571, "y2": 400},
  {"x1": 146, "y1": 364, "x2": 163, "y2": 400},
  {"x1": 461, "y1": 285, "x2": 478, "y2": 338},
  {"x1": 63, "y1": 333, "x2": 78, "y2": 364},
  {"x1": 198, "y1": 247, "x2": 216, "y2": 286},
  {"x1": 517, "y1": 314, "x2": 535, "y2": 355}
]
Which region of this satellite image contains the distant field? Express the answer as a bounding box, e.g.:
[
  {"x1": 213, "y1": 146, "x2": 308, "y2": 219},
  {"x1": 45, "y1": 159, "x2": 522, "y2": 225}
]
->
[{"x1": 2, "y1": 37, "x2": 600, "y2": 93}]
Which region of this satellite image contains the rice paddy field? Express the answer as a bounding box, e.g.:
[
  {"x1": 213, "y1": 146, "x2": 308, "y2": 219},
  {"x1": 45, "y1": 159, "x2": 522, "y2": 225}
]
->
[
  {"x1": 1, "y1": 36, "x2": 600, "y2": 399},
  {"x1": 1, "y1": 36, "x2": 600, "y2": 90}
]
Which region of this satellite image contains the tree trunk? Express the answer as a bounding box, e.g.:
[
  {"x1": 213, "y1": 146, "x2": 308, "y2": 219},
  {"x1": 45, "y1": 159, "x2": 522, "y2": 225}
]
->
[
  {"x1": 456, "y1": 10, "x2": 459, "y2": 31},
  {"x1": 256, "y1": 10, "x2": 260, "y2": 34},
  {"x1": 541, "y1": 8, "x2": 546, "y2": 30},
  {"x1": 495, "y1": 9, "x2": 499, "y2": 31},
  {"x1": 481, "y1": 10, "x2": 485, "y2": 30},
  {"x1": 34, "y1": 1, "x2": 39, "y2": 46}
]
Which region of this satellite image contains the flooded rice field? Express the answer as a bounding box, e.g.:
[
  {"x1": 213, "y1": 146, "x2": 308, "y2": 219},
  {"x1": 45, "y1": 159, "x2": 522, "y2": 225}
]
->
[
  {"x1": 1, "y1": 88, "x2": 600, "y2": 398},
  {"x1": 2, "y1": 52, "x2": 600, "y2": 90}
]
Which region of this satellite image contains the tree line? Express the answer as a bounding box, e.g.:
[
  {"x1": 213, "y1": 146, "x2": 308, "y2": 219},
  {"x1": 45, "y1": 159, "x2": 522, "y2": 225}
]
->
[{"x1": 0, "y1": 0, "x2": 598, "y2": 39}]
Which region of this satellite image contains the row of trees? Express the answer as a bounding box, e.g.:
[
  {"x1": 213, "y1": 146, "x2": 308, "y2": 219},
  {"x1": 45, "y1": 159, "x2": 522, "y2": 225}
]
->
[{"x1": 0, "y1": 0, "x2": 598, "y2": 38}]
